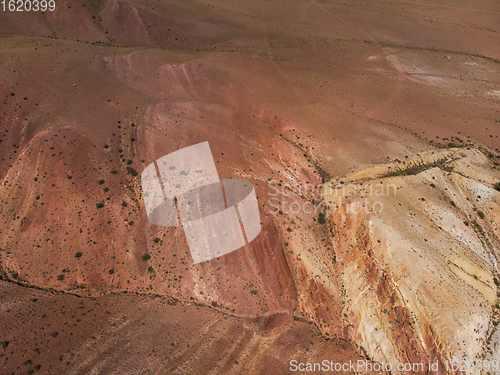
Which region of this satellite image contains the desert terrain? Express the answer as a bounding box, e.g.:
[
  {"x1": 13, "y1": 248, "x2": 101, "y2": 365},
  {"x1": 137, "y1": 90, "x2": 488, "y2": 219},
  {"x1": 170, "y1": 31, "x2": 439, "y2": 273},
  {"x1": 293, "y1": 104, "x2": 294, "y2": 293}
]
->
[{"x1": 0, "y1": 0, "x2": 499, "y2": 373}]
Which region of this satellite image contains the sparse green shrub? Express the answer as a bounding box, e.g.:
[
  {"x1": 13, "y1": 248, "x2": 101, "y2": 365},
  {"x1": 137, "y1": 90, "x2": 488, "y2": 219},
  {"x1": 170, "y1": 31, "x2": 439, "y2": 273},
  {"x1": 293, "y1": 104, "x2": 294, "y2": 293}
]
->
[
  {"x1": 96, "y1": 202, "x2": 104, "y2": 209},
  {"x1": 141, "y1": 254, "x2": 151, "y2": 261},
  {"x1": 0, "y1": 341, "x2": 8, "y2": 348},
  {"x1": 127, "y1": 160, "x2": 133, "y2": 165},
  {"x1": 103, "y1": 187, "x2": 109, "y2": 193},
  {"x1": 126, "y1": 167, "x2": 138, "y2": 176},
  {"x1": 98, "y1": 178, "x2": 105, "y2": 185},
  {"x1": 478, "y1": 211, "x2": 485, "y2": 219},
  {"x1": 318, "y1": 212, "x2": 326, "y2": 224},
  {"x1": 147, "y1": 266, "x2": 154, "y2": 272},
  {"x1": 121, "y1": 200, "x2": 128, "y2": 207},
  {"x1": 153, "y1": 238, "x2": 160, "y2": 244},
  {"x1": 75, "y1": 252, "x2": 82, "y2": 258},
  {"x1": 494, "y1": 182, "x2": 500, "y2": 191},
  {"x1": 50, "y1": 332, "x2": 58, "y2": 338},
  {"x1": 111, "y1": 170, "x2": 118, "y2": 174},
  {"x1": 57, "y1": 274, "x2": 64, "y2": 281},
  {"x1": 211, "y1": 301, "x2": 217, "y2": 307},
  {"x1": 383, "y1": 158, "x2": 451, "y2": 178},
  {"x1": 494, "y1": 278, "x2": 500, "y2": 286},
  {"x1": 450, "y1": 201, "x2": 456, "y2": 207}
]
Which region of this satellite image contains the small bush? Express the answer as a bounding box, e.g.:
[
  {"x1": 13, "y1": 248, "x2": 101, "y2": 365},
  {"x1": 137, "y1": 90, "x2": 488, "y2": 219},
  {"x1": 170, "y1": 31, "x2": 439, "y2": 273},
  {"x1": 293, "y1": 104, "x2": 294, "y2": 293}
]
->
[
  {"x1": 50, "y1": 332, "x2": 58, "y2": 338},
  {"x1": 495, "y1": 182, "x2": 500, "y2": 191},
  {"x1": 98, "y1": 178, "x2": 105, "y2": 185},
  {"x1": 478, "y1": 211, "x2": 485, "y2": 219},
  {"x1": 450, "y1": 201, "x2": 456, "y2": 207},
  {"x1": 141, "y1": 254, "x2": 151, "y2": 261},
  {"x1": 103, "y1": 187, "x2": 109, "y2": 193},
  {"x1": 57, "y1": 274, "x2": 65, "y2": 281},
  {"x1": 153, "y1": 238, "x2": 160, "y2": 244},
  {"x1": 121, "y1": 200, "x2": 128, "y2": 207},
  {"x1": 494, "y1": 278, "x2": 500, "y2": 286},
  {"x1": 127, "y1": 167, "x2": 138, "y2": 176},
  {"x1": 75, "y1": 252, "x2": 82, "y2": 258},
  {"x1": 211, "y1": 301, "x2": 217, "y2": 307},
  {"x1": 318, "y1": 212, "x2": 326, "y2": 224},
  {"x1": 96, "y1": 202, "x2": 104, "y2": 209},
  {"x1": 111, "y1": 170, "x2": 118, "y2": 174},
  {"x1": 127, "y1": 160, "x2": 133, "y2": 165},
  {"x1": 0, "y1": 341, "x2": 9, "y2": 348}
]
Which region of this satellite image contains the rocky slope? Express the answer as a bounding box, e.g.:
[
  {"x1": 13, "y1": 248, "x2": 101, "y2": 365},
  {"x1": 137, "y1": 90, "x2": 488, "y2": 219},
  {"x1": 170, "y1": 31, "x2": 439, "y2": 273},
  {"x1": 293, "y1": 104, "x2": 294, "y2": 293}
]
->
[{"x1": 1, "y1": 0, "x2": 500, "y2": 373}]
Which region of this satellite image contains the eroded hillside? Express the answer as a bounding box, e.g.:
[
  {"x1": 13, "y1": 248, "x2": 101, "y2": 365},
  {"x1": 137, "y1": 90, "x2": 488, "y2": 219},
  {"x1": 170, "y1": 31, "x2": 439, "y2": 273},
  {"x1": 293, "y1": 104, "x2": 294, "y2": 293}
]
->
[{"x1": 1, "y1": 0, "x2": 500, "y2": 373}]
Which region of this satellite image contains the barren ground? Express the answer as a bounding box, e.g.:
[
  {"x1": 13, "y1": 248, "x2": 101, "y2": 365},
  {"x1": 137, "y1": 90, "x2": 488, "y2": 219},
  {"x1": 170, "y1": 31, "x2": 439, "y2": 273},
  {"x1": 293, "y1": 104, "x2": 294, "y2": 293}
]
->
[{"x1": 0, "y1": 0, "x2": 499, "y2": 374}]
